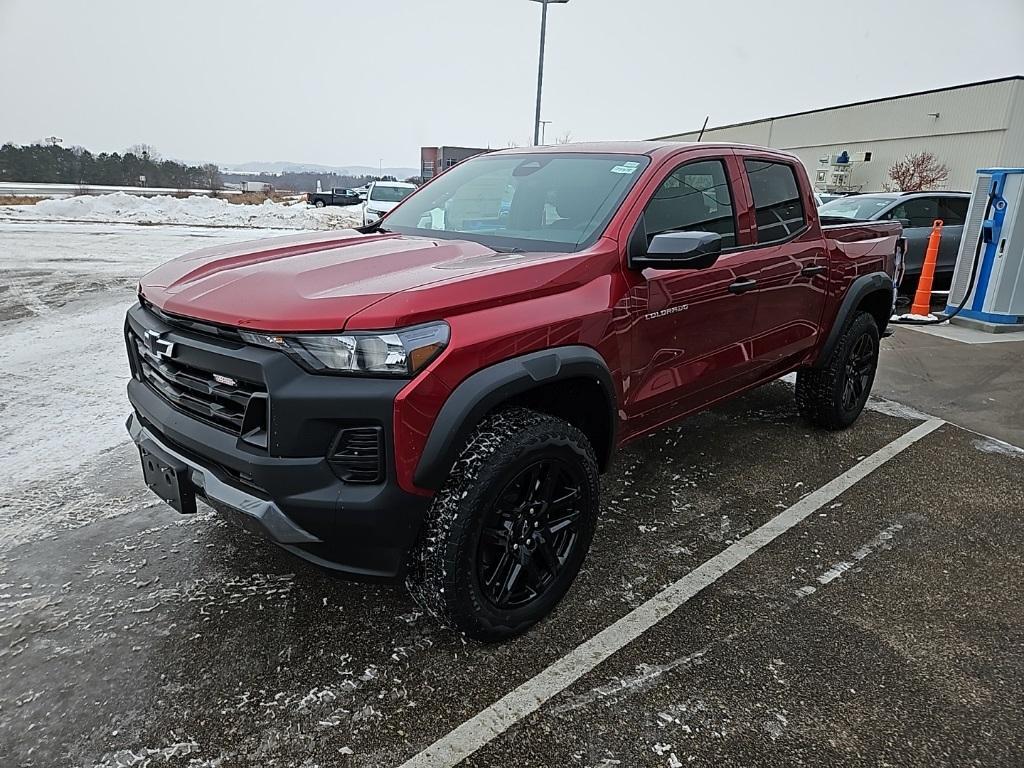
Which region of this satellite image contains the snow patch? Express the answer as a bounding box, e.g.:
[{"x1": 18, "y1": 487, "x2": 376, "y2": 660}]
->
[
  {"x1": 0, "y1": 192, "x2": 362, "y2": 230},
  {"x1": 0, "y1": 223, "x2": 291, "y2": 523},
  {"x1": 864, "y1": 397, "x2": 933, "y2": 421},
  {"x1": 972, "y1": 436, "x2": 1024, "y2": 459},
  {"x1": 891, "y1": 312, "x2": 940, "y2": 323}
]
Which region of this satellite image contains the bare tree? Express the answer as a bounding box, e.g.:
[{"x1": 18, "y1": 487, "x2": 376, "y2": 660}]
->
[
  {"x1": 127, "y1": 143, "x2": 161, "y2": 162},
  {"x1": 201, "y1": 163, "x2": 223, "y2": 192},
  {"x1": 884, "y1": 151, "x2": 949, "y2": 192},
  {"x1": 554, "y1": 131, "x2": 573, "y2": 145}
]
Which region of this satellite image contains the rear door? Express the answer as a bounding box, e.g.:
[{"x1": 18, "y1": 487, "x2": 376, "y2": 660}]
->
[
  {"x1": 620, "y1": 153, "x2": 763, "y2": 433},
  {"x1": 736, "y1": 153, "x2": 828, "y2": 373}
]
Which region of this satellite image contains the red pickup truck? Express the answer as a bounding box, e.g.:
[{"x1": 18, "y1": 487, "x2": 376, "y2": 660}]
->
[{"x1": 125, "y1": 142, "x2": 902, "y2": 640}]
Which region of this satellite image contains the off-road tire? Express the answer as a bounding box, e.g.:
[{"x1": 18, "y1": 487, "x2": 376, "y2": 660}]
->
[
  {"x1": 406, "y1": 407, "x2": 600, "y2": 641},
  {"x1": 796, "y1": 311, "x2": 880, "y2": 430}
]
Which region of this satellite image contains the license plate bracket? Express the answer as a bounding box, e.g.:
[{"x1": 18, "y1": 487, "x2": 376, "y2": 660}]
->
[{"x1": 139, "y1": 440, "x2": 197, "y2": 515}]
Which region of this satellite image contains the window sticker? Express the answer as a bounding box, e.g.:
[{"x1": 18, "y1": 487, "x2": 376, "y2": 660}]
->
[{"x1": 610, "y1": 161, "x2": 641, "y2": 174}]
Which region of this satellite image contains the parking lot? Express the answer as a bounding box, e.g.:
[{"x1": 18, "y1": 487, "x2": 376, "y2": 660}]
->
[{"x1": 2, "y1": 223, "x2": 1023, "y2": 768}]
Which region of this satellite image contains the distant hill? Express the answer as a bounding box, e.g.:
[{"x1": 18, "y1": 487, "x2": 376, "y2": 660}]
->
[{"x1": 222, "y1": 160, "x2": 419, "y2": 178}]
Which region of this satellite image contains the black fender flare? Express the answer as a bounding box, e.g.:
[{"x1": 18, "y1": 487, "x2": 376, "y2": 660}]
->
[
  {"x1": 413, "y1": 345, "x2": 617, "y2": 490},
  {"x1": 813, "y1": 271, "x2": 894, "y2": 367}
]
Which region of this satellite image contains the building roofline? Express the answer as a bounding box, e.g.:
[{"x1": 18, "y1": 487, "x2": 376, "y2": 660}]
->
[{"x1": 649, "y1": 75, "x2": 1024, "y2": 140}]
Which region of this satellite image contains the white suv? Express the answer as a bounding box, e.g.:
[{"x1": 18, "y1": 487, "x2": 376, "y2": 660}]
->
[{"x1": 362, "y1": 181, "x2": 416, "y2": 226}]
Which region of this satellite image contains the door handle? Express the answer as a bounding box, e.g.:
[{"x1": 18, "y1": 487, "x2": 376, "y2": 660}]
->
[
  {"x1": 728, "y1": 278, "x2": 758, "y2": 294},
  {"x1": 801, "y1": 265, "x2": 828, "y2": 277}
]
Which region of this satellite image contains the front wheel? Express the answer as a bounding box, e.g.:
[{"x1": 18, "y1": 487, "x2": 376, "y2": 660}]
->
[
  {"x1": 406, "y1": 408, "x2": 600, "y2": 641},
  {"x1": 796, "y1": 311, "x2": 880, "y2": 430}
]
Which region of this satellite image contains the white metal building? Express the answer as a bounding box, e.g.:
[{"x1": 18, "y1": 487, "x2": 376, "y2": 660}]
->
[{"x1": 653, "y1": 76, "x2": 1024, "y2": 193}]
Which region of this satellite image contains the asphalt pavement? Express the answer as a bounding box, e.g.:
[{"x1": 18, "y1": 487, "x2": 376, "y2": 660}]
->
[{"x1": 3, "y1": 380, "x2": 1022, "y2": 768}]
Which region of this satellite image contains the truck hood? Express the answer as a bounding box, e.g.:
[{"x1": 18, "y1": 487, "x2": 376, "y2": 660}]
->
[{"x1": 139, "y1": 230, "x2": 575, "y2": 332}]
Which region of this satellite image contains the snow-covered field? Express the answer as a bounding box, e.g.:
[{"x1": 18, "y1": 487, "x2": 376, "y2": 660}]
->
[
  {"x1": 0, "y1": 192, "x2": 371, "y2": 546},
  {"x1": 0, "y1": 191, "x2": 363, "y2": 229},
  {"x1": 0, "y1": 219, "x2": 291, "y2": 521}
]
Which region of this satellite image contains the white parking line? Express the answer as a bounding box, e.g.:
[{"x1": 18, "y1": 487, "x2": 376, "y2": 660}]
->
[{"x1": 399, "y1": 418, "x2": 945, "y2": 768}]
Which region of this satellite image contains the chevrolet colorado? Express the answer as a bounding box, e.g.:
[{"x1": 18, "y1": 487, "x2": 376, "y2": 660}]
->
[{"x1": 124, "y1": 142, "x2": 903, "y2": 640}]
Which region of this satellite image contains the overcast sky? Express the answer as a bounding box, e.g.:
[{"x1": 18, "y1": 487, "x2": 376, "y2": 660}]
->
[{"x1": 2, "y1": 0, "x2": 1022, "y2": 169}]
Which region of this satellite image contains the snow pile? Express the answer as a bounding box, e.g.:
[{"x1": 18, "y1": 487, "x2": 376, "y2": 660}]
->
[
  {"x1": 0, "y1": 192, "x2": 363, "y2": 230},
  {"x1": 891, "y1": 312, "x2": 940, "y2": 323}
]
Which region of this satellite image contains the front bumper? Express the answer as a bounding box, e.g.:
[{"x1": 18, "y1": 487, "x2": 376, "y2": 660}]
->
[
  {"x1": 124, "y1": 302, "x2": 431, "y2": 581},
  {"x1": 128, "y1": 413, "x2": 321, "y2": 544}
]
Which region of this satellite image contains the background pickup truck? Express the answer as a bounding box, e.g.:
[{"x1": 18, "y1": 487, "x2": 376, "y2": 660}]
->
[
  {"x1": 125, "y1": 141, "x2": 902, "y2": 641},
  {"x1": 307, "y1": 187, "x2": 361, "y2": 208}
]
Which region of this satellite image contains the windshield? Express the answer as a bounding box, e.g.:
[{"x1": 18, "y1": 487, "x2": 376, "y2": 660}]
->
[
  {"x1": 369, "y1": 185, "x2": 414, "y2": 203},
  {"x1": 818, "y1": 196, "x2": 893, "y2": 220},
  {"x1": 382, "y1": 152, "x2": 651, "y2": 252}
]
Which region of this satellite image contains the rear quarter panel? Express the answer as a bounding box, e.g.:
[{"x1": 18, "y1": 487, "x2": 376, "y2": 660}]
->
[{"x1": 814, "y1": 220, "x2": 901, "y2": 354}]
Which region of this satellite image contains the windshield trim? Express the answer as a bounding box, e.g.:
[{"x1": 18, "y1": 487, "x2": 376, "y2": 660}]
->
[{"x1": 382, "y1": 152, "x2": 651, "y2": 253}]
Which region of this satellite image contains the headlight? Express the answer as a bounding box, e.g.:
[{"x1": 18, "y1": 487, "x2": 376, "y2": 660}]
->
[{"x1": 240, "y1": 322, "x2": 449, "y2": 377}]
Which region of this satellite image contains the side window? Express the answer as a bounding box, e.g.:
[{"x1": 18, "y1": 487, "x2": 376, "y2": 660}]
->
[
  {"x1": 887, "y1": 197, "x2": 939, "y2": 228},
  {"x1": 937, "y1": 197, "x2": 968, "y2": 225},
  {"x1": 743, "y1": 160, "x2": 807, "y2": 243},
  {"x1": 644, "y1": 159, "x2": 736, "y2": 248}
]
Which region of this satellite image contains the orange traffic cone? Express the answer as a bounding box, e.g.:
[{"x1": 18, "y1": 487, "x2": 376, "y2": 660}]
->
[{"x1": 910, "y1": 219, "x2": 944, "y2": 316}]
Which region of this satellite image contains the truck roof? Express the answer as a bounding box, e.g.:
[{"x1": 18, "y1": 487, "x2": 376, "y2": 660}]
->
[{"x1": 494, "y1": 140, "x2": 801, "y2": 162}]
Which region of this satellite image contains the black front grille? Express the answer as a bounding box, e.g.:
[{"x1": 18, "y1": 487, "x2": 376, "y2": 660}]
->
[
  {"x1": 330, "y1": 426, "x2": 384, "y2": 483},
  {"x1": 131, "y1": 332, "x2": 266, "y2": 434}
]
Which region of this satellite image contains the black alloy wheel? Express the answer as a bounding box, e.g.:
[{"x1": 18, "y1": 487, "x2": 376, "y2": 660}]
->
[
  {"x1": 406, "y1": 408, "x2": 600, "y2": 641},
  {"x1": 795, "y1": 311, "x2": 880, "y2": 430},
  {"x1": 477, "y1": 459, "x2": 584, "y2": 610},
  {"x1": 842, "y1": 332, "x2": 876, "y2": 414}
]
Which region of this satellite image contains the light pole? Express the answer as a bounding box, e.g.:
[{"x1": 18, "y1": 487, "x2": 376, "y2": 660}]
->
[{"x1": 529, "y1": 0, "x2": 569, "y2": 146}]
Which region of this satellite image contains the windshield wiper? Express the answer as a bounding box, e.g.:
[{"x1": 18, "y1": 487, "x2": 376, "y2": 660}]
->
[{"x1": 356, "y1": 221, "x2": 391, "y2": 235}]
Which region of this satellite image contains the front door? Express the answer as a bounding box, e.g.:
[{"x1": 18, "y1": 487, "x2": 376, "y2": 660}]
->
[{"x1": 620, "y1": 156, "x2": 762, "y2": 437}]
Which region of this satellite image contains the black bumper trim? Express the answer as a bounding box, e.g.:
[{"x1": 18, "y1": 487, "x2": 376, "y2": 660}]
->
[{"x1": 127, "y1": 413, "x2": 320, "y2": 545}]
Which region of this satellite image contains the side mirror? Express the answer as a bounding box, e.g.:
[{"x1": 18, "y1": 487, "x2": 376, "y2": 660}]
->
[{"x1": 631, "y1": 231, "x2": 723, "y2": 270}]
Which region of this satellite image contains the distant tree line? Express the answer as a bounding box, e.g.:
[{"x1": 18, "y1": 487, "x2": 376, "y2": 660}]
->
[
  {"x1": 0, "y1": 142, "x2": 222, "y2": 190},
  {"x1": 220, "y1": 171, "x2": 412, "y2": 193}
]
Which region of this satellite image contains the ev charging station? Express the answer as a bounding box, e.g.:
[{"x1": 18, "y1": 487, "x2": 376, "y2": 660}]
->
[{"x1": 947, "y1": 168, "x2": 1024, "y2": 330}]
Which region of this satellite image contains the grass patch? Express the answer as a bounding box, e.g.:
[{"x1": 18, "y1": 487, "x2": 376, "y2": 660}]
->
[
  {"x1": 222, "y1": 191, "x2": 299, "y2": 205},
  {"x1": 0, "y1": 195, "x2": 47, "y2": 206}
]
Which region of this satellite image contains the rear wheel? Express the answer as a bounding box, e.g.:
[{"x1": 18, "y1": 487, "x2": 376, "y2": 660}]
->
[
  {"x1": 314, "y1": 199, "x2": 326, "y2": 208},
  {"x1": 406, "y1": 408, "x2": 599, "y2": 641},
  {"x1": 796, "y1": 311, "x2": 879, "y2": 430}
]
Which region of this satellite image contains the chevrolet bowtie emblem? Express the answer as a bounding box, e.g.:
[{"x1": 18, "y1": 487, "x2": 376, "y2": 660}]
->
[{"x1": 143, "y1": 329, "x2": 175, "y2": 359}]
